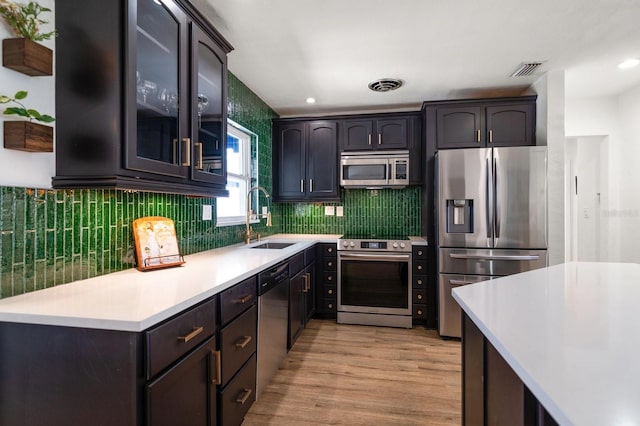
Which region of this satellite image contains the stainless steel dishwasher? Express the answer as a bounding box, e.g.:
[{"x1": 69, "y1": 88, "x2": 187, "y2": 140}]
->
[{"x1": 256, "y1": 261, "x2": 289, "y2": 399}]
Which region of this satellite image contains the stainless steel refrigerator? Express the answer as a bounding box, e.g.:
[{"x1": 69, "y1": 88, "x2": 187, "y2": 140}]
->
[{"x1": 437, "y1": 146, "x2": 548, "y2": 338}]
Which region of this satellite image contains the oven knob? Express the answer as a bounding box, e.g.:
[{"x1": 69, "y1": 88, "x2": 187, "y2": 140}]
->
[
  {"x1": 392, "y1": 242, "x2": 398, "y2": 248},
  {"x1": 400, "y1": 243, "x2": 406, "y2": 249},
  {"x1": 342, "y1": 241, "x2": 349, "y2": 248},
  {"x1": 349, "y1": 241, "x2": 355, "y2": 247}
]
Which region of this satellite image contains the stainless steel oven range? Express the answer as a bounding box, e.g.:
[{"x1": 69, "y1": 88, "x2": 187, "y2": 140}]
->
[{"x1": 337, "y1": 235, "x2": 412, "y2": 328}]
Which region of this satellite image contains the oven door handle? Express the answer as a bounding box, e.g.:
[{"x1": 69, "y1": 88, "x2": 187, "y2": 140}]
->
[{"x1": 339, "y1": 253, "x2": 411, "y2": 262}]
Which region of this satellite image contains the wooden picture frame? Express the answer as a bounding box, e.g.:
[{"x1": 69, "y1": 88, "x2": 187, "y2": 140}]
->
[{"x1": 132, "y1": 216, "x2": 185, "y2": 271}]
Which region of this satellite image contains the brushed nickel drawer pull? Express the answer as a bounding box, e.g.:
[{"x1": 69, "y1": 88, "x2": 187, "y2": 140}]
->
[
  {"x1": 237, "y1": 294, "x2": 253, "y2": 304},
  {"x1": 209, "y1": 350, "x2": 221, "y2": 385},
  {"x1": 476, "y1": 129, "x2": 480, "y2": 142},
  {"x1": 177, "y1": 326, "x2": 204, "y2": 343},
  {"x1": 303, "y1": 274, "x2": 309, "y2": 293},
  {"x1": 235, "y1": 335, "x2": 252, "y2": 349},
  {"x1": 236, "y1": 388, "x2": 252, "y2": 404}
]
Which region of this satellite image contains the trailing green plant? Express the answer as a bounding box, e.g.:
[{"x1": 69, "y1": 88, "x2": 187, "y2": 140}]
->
[
  {"x1": 0, "y1": 90, "x2": 54, "y2": 123},
  {"x1": 0, "y1": 0, "x2": 56, "y2": 41}
]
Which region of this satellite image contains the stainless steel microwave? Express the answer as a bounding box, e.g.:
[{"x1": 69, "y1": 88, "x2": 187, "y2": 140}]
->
[{"x1": 340, "y1": 150, "x2": 409, "y2": 188}]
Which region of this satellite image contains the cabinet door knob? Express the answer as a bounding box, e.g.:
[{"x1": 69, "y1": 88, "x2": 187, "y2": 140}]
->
[
  {"x1": 417, "y1": 294, "x2": 423, "y2": 300},
  {"x1": 327, "y1": 289, "x2": 333, "y2": 295},
  {"x1": 417, "y1": 279, "x2": 423, "y2": 286}
]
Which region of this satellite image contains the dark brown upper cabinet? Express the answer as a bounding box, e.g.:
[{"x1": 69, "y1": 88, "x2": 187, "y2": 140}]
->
[
  {"x1": 341, "y1": 117, "x2": 409, "y2": 151},
  {"x1": 53, "y1": 0, "x2": 232, "y2": 197},
  {"x1": 273, "y1": 120, "x2": 339, "y2": 202},
  {"x1": 429, "y1": 96, "x2": 536, "y2": 150}
]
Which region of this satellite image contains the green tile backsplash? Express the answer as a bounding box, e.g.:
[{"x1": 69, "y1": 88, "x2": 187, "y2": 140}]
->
[
  {"x1": 274, "y1": 187, "x2": 421, "y2": 237},
  {"x1": 0, "y1": 72, "x2": 422, "y2": 299}
]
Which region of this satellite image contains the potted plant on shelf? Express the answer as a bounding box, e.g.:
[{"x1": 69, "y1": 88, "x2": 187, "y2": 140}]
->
[
  {"x1": 1, "y1": 90, "x2": 54, "y2": 151},
  {"x1": 0, "y1": 0, "x2": 55, "y2": 76}
]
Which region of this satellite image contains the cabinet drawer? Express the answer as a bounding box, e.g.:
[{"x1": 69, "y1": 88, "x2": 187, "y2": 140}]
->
[
  {"x1": 220, "y1": 354, "x2": 257, "y2": 426},
  {"x1": 413, "y1": 260, "x2": 427, "y2": 276},
  {"x1": 289, "y1": 252, "x2": 305, "y2": 276},
  {"x1": 323, "y1": 272, "x2": 336, "y2": 285},
  {"x1": 323, "y1": 298, "x2": 337, "y2": 313},
  {"x1": 220, "y1": 305, "x2": 257, "y2": 387},
  {"x1": 413, "y1": 275, "x2": 427, "y2": 289},
  {"x1": 412, "y1": 246, "x2": 427, "y2": 259},
  {"x1": 412, "y1": 304, "x2": 427, "y2": 319},
  {"x1": 146, "y1": 298, "x2": 217, "y2": 379},
  {"x1": 413, "y1": 289, "x2": 427, "y2": 305},
  {"x1": 323, "y1": 257, "x2": 337, "y2": 271},
  {"x1": 220, "y1": 276, "x2": 257, "y2": 326},
  {"x1": 323, "y1": 284, "x2": 337, "y2": 298},
  {"x1": 320, "y1": 243, "x2": 336, "y2": 256}
]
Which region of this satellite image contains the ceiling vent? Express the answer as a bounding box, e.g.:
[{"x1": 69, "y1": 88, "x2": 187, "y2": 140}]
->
[
  {"x1": 510, "y1": 62, "x2": 543, "y2": 77},
  {"x1": 368, "y1": 78, "x2": 403, "y2": 92}
]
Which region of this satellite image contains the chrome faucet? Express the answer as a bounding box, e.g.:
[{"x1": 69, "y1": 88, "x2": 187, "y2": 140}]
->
[{"x1": 245, "y1": 186, "x2": 272, "y2": 244}]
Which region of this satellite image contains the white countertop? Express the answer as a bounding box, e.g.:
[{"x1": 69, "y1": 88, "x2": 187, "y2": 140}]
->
[
  {"x1": 453, "y1": 262, "x2": 640, "y2": 426},
  {"x1": 0, "y1": 234, "x2": 341, "y2": 332}
]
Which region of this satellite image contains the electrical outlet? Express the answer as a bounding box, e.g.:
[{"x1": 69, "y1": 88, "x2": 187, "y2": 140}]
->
[
  {"x1": 202, "y1": 204, "x2": 212, "y2": 221},
  {"x1": 325, "y1": 206, "x2": 335, "y2": 216},
  {"x1": 336, "y1": 206, "x2": 344, "y2": 217}
]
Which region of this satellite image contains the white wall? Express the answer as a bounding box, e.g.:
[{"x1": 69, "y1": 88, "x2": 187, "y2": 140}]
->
[
  {"x1": 532, "y1": 70, "x2": 566, "y2": 266},
  {"x1": 565, "y1": 83, "x2": 640, "y2": 263},
  {"x1": 0, "y1": 0, "x2": 55, "y2": 189}
]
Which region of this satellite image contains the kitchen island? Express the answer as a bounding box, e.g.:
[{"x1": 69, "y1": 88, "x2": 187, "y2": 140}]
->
[{"x1": 453, "y1": 262, "x2": 640, "y2": 426}]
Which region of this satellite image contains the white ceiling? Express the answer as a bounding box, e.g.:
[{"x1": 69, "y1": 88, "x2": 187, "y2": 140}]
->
[{"x1": 192, "y1": 0, "x2": 640, "y2": 116}]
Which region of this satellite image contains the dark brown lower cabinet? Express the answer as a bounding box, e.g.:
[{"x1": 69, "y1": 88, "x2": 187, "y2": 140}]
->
[
  {"x1": 462, "y1": 314, "x2": 559, "y2": 426},
  {"x1": 146, "y1": 337, "x2": 218, "y2": 426},
  {"x1": 219, "y1": 354, "x2": 257, "y2": 426}
]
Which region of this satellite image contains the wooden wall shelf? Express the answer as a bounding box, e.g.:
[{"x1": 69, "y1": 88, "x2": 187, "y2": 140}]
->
[
  {"x1": 3, "y1": 121, "x2": 53, "y2": 152},
  {"x1": 2, "y1": 38, "x2": 53, "y2": 76}
]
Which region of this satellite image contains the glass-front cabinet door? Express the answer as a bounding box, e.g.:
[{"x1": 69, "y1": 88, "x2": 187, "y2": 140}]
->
[
  {"x1": 127, "y1": 0, "x2": 189, "y2": 178},
  {"x1": 191, "y1": 24, "x2": 227, "y2": 184}
]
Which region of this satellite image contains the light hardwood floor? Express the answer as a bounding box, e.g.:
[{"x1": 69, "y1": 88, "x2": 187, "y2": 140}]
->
[{"x1": 244, "y1": 320, "x2": 462, "y2": 425}]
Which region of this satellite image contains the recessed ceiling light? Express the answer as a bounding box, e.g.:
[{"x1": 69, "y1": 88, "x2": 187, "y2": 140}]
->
[
  {"x1": 306, "y1": 97, "x2": 316, "y2": 104},
  {"x1": 618, "y1": 59, "x2": 640, "y2": 69}
]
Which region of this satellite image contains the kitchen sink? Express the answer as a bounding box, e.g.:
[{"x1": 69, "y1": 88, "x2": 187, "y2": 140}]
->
[{"x1": 250, "y1": 242, "x2": 296, "y2": 249}]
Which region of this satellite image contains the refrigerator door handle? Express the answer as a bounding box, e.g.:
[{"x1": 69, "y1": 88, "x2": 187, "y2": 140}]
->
[
  {"x1": 494, "y1": 154, "x2": 501, "y2": 239},
  {"x1": 449, "y1": 253, "x2": 540, "y2": 261},
  {"x1": 486, "y1": 156, "x2": 493, "y2": 239}
]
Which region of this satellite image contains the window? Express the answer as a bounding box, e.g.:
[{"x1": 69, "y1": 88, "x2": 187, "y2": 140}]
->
[{"x1": 216, "y1": 121, "x2": 257, "y2": 226}]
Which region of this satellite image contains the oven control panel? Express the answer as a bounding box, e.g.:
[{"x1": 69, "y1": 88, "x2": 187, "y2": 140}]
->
[{"x1": 338, "y1": 239, "x2": 411, "y2": 252}]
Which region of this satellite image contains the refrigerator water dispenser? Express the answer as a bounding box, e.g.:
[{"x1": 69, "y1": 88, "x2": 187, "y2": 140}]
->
[{"x1": 446, "y1": 199, "x2": 473, "y2": 233}]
